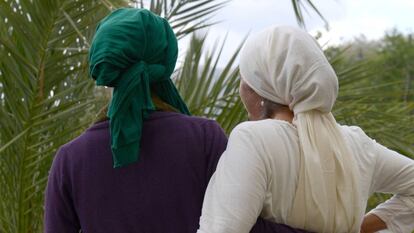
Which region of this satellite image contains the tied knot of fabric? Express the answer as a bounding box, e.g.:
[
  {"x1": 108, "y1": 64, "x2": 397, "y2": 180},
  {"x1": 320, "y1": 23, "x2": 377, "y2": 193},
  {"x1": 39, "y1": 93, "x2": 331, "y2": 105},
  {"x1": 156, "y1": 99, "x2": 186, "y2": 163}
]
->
[
  {"x1": 122, "y1": 61, "x2": 166, "y2": 86},
  {"x1": 106, "y1": 60, "x2": 167, "y2": 167},
  {"x1": 239, "y1": 25, "x2": 338, "y2": 115}
]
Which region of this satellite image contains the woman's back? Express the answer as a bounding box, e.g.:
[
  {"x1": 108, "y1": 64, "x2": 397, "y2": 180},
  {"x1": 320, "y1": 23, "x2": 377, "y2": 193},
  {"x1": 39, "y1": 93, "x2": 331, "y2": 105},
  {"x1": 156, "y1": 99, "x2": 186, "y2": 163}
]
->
[
  {"x1": 199, "y1": 119, "x2": 414, "y2": 233},
  {"x1": 45, "y1": 111, "x2": 227, "y2": 233},
  {"x1": 252, "y1": 120, "x2": 374, "y2": 224}
]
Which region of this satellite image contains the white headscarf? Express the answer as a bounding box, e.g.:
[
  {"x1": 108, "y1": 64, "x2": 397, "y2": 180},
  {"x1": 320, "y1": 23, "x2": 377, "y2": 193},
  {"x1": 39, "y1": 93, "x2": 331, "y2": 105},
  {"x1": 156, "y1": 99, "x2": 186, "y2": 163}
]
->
[{"x1": 239, "y1": 26, "x2": 362, "y2": 232}]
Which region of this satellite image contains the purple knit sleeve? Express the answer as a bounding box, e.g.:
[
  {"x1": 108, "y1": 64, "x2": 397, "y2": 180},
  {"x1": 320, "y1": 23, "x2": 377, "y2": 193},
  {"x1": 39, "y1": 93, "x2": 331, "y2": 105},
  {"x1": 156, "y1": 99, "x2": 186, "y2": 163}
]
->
[
  {"x1": 44, "y1": 146, "x2": 80, "y2": 233},
  {"x1": 250, "y1": 218, "x2": 312, "y2": 233}
]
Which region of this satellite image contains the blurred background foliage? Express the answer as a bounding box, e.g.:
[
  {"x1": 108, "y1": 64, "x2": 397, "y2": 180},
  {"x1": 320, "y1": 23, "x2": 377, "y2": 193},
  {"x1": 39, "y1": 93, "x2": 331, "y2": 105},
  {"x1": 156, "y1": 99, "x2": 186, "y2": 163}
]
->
[{"x1": 0, "y1": 0, "x2": 412, "y2": 232}]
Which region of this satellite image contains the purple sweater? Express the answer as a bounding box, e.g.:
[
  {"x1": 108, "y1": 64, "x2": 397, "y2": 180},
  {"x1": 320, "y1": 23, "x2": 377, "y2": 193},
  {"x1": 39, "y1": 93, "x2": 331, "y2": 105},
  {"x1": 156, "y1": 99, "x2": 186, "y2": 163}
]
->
[{"x1": 44, "y1": 111, "x2": 307, "y2": 233}]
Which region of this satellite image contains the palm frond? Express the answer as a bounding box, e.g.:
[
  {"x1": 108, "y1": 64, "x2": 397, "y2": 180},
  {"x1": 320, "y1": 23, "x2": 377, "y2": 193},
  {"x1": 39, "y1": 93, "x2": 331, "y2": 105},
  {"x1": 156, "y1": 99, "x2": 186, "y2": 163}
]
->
[
  {"x1": 175, "y1": 33, "x2": 246, "y2": 133},
  {"x1": 290, "y1": 0, "x2": 328, "y2": 29},
  {"x1": 0, "y1": 0, "x2": 127, "y2": 232},
  {"x1": 141, "y1": 0, "x2": 228, "y2": 39},
  {"x1": 329, "y1": 48, "x2": 414, "y2": 158}
]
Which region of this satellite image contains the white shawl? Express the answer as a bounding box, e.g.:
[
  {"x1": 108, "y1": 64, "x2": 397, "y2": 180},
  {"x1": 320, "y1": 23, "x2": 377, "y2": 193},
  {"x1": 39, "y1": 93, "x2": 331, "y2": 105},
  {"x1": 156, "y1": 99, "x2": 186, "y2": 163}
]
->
[{"x1": 239, "y1": 26, "x2": 362, "y2": 233}]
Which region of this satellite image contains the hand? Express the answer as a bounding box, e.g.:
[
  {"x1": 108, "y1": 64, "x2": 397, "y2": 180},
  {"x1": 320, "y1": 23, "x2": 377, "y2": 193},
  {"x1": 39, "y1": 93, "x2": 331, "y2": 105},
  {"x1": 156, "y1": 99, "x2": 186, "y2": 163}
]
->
[{"x1": 360, "y1": 213, "x2": 387, "y2": 233}]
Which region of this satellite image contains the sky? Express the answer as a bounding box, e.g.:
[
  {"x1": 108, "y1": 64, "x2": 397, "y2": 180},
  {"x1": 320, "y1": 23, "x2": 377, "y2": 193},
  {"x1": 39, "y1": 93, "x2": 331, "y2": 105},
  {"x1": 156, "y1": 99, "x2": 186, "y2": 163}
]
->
[{"x1": 182, "y1": 0, "x2": 414, "y2": 66}]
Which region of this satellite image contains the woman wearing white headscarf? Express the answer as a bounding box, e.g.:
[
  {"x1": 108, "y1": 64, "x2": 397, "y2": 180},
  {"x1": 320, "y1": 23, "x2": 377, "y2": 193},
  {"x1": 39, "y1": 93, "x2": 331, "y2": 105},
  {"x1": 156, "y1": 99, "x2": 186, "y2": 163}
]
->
[{"x1": 197, "y1": 26, "x2": 414, "y2": 233}]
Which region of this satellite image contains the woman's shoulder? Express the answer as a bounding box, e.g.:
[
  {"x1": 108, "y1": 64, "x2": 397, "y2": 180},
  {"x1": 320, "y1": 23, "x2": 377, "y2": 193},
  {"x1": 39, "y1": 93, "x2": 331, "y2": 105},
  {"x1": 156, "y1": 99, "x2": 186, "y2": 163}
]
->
[
  {"x1": 233, "y1": 119, "x2": 293, "y2": 131},
  {"x1": 230, "y1": 119, "x2": 296, "y2": 145},
  {"x1": 339, "y1": 124, "x2": 378, "y2": 160},
  {"x1": 339, "y1": 124, "x2": 374, "y2": 144}
]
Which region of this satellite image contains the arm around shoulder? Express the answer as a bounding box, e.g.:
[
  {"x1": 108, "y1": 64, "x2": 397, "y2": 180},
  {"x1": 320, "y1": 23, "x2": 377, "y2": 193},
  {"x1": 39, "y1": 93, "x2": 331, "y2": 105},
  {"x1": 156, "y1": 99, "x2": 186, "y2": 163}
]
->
[{"x1": 198, "y1": 123, "x2": 269, "y2": 233}]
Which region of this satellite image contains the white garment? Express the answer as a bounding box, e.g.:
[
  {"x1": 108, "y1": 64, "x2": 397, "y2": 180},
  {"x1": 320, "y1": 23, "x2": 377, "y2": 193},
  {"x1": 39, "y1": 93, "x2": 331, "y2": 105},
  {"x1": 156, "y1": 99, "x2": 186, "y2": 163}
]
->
[
  {"x1": 239, "y1": 25, "x2": 361, "y2": 231},
  {"x1": 197, "y1": 120, "x2": 414, "y2": 233}
]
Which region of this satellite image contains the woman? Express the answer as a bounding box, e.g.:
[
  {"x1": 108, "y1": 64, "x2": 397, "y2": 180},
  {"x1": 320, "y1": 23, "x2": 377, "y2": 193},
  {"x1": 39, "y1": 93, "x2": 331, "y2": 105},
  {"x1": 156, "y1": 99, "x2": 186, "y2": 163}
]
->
[{"x1": 197, "y1": 26, "x2": 414, "y2": 233}]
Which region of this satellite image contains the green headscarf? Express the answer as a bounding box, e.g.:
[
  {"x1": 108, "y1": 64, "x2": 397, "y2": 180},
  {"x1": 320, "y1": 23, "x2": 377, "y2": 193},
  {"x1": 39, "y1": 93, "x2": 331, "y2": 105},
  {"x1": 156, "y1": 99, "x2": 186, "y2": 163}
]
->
[{"x1": 89, "y1": 8, "x2": 190, "y2": 168}]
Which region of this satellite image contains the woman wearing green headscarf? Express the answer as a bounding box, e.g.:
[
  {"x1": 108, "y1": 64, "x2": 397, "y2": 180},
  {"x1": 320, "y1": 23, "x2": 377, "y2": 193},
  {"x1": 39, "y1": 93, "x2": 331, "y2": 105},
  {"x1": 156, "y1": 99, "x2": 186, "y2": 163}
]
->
[{"x1": 44, "y1": 8, "x2": 309, "y2": 233}]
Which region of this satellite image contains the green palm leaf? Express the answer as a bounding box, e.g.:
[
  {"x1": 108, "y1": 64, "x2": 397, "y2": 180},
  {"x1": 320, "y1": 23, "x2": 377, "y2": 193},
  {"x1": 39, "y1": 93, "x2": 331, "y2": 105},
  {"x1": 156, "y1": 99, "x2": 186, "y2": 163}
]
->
[
  {"x1": 330, "y1": 48, "x2": 414, "y2": 158},
  {"x1": 0, "y1": 0, "x2": 127, "y2": 232},
  {"x1": 175, "y1": 34, "x2": 247, "y2": 133},
  {"x1": 140, "y1": 0, "x2": 228, "y2": 39},
  {"x1": 290, "y1": 0, "x2": 329, "y2": 29}
]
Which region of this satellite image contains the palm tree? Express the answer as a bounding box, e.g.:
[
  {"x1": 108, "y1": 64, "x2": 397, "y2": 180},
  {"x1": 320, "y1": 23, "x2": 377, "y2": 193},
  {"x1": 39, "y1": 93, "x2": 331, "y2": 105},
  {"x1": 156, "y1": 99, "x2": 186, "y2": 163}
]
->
[
  {"x1": 0, "y1": 1, "x2": 132, "y2": 232},
  {"x1": 0, "y1": 0, "x2": 412, "y2": 232}
]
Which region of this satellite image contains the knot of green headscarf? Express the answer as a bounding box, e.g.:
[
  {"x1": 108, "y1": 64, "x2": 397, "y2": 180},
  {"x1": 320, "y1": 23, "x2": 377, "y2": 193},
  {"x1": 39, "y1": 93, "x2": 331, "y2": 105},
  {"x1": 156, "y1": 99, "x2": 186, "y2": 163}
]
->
[{"x1": 89, "y1": 8, "x2": 190, "y2": 168}]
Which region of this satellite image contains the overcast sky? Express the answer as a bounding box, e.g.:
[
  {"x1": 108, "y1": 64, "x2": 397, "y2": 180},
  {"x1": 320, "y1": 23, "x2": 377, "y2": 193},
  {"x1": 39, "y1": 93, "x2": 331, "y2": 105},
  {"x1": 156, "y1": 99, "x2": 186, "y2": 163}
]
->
[{"x1": 180, "y1": 0, "x2": 414, "y2": 66}]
